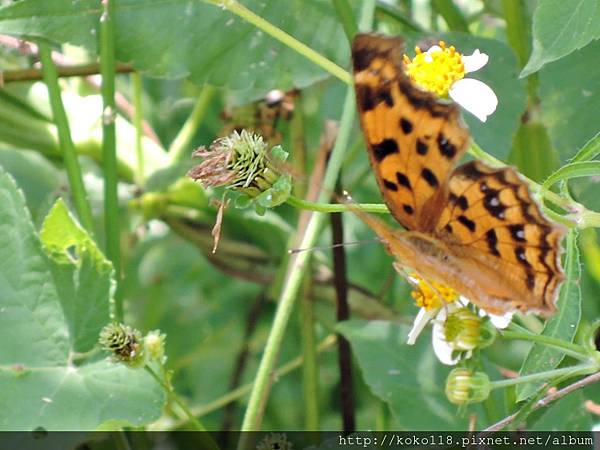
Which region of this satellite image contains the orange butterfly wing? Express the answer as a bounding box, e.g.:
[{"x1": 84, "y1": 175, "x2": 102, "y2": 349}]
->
[
  {"x1": 435, "y1": 161, "x2": 565, "y2": 314},
  {"x1": 352, "y1": 33, "x2": 470, "y2": 232}
]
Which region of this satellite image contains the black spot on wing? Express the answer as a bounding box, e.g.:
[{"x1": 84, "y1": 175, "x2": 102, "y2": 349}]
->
[
  {"x1": 396, "y1": 172, "x2": 412, "y2": 190},
  {"x1": 352, "y1": 47, "x2": 374, "y2": 72},
  {"x1": 383, "y1": 179, "x2": 398, "y2": 191},
  {"x1": 485, "y1": 229, "x2": 500, "y2": 256},
  {"x1": 526, "y1": 271, "x2": 535, "y2": 291},
  {"x1": 403, "y1": 204, "x2": 414, "y2": 215},
  {"x1": 508, "y1": 224, "x2": 526, "y2": 242},
  {"x1": 515, "y1": 246, "x2": 531, "y2": 267},
  {"x1": 484, "y1": 189, "x2": 507, "y2": 219},
  {"x1": 457, "y1": 195, "x2": 468, "y2": 210},
  {"x1": 421, "y1": 168, "x2": 439, "y2": 187},
  {"x1": 356, "y1": 84, "x2": 376, "y2": 111},
  {"x1": 400, "y1": 117, "x2": 413, "y2": 134},
  {"x1": 457, "y1": 215, "x2": 476, "y2": 232},
  {"x1": 416, "y1": 139, "x2": 428, "y2": 155},
  {"x1": 437, "y1": 133, "x2": 457, "y2": 159},
  {"x1": 376, "y1": 85, "x2": 394, "y2": 107},
  {"x1": 372, "y1": 139, "x2": 399, "y2": 162}
]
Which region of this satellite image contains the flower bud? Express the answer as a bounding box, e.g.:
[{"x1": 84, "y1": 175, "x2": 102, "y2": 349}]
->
[
  {"x1": 145, "y1": 330, "x2": 166, "y2": 364},
  {"x1": 99, "y1": 323, "x2": 145, "y2": 368},
  {"x1": 188, "y1": 130, "x2": 291, "y2": 213},
  {"x1": 444, "y1": 307, "x2": 497, "y2": 351},
  {"x1": 445, "y1": 368, "x2": 490, "y2": 405}
]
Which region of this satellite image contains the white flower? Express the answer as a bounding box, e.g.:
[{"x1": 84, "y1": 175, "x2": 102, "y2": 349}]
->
[
  {"x1": 409, "y1": 44, "x2": 498, "y2": 122},
  {"x1": 449, "y1": 50, "x2": 498, "y2": 122}
]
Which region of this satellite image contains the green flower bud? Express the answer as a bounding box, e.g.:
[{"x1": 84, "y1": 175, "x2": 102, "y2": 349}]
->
[
  {"x1": 444, "y1": 307, "x2": 497, "y2": 351},
  {"x1": 445, "y1": 368, "x2": 490, "y2": 405},
  {"x1": 145, "y1": 330, "x2": 166, "y2": 364},
  {"x1": 99, "y1": 323, "x2": 145, "y2": 368}
]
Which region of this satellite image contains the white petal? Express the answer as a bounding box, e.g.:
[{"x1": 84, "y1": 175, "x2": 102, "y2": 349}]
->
[
  {"x1": 432, "y1": 310, "x2": 459, "y2": 365},
  {"x1": 489, "y1": 311, "x2": 514, "y2": 329},
  {"x1": 462, "y1": 49, "x2": 488, "y2": 73},
  {"x1": 407, "y1": 308, "x2": 438, "y2": 345},
  {"x1": 425, "y1": 45, "x2": 443, "y2": 54},
  {"x1": 449, "y1": 78, "x2": 498, "y2": 122}
]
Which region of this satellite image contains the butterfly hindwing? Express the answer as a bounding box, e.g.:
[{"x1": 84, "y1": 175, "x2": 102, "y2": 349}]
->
[
  {"x1": 352, "y1": 33, "x2": 470, "y2": 232},
  {"x1": 435, "y1": 160, "x2": 565, "y2": 313}
]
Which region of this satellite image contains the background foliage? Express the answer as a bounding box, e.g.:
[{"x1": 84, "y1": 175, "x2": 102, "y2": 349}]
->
[{"x1": 0, "y1": 0, "x2": 599, "y2": 434}]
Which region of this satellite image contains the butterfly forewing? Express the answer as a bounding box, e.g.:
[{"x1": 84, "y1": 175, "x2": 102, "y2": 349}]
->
[{"x1": 352, "y1": 33, "x2": 470, "y2": 232}]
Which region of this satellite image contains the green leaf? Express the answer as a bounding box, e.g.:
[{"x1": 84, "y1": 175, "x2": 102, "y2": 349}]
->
[
  {"x1": 538, "y1": 40, "x2": 600, "y2": 160},
  {"x1": 0, "y1": 169, "x2": 164, "y2": 430},
  {"x1": 0, "y1": 0, "x2": 348, "y2": 93},
  {"x1": 522, "y1": 0, "x2": 600, "y2": 76},
  {"x1": 516, "y1": 230, "x2": 581, "y2": 401},
  {"x1": 508, "y1": 122, "x2": 560, "y2": 182},
  {"x1": 337, "y1": 320, "x2": 466, "y2": 430},
  {"x1": 40, "y1": 199, "x2": 114, "y2": 352},
  {"x1": 254, "y1": 174, "x2": 292, "y2": 208},
  {"x1": 543, "y1": 161, "x2": 600, "y2": 191},
  {"x1": 530, "y1": 391, "x2": 592, "y2": 431},
  {"x1": 570, "y1": 131, "x2": 600, "y2": 163},
  {"x1": 0, "y1": 148, "x2": 63, "y2": 223}
]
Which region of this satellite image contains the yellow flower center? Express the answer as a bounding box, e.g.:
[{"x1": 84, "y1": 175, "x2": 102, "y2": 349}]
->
[
  {"x1": 410, "y1": 273, "x2": 458, "y2": 310},
  {"x1": 403, "y1": 41, "x2": 465, "y2": 97}
]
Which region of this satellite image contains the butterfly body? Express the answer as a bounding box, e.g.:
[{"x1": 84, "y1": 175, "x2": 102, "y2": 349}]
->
[{"x1": 351, "y1": 33, "x2": 565, "y2": 317}]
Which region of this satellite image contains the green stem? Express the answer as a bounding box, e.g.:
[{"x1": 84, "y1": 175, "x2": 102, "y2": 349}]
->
[
  {"x1": 300, "y1": 273, "x2": 320, "y2": 430},
  {"x1": 169, "y1": 84, "x2": 216, "y2": 163},
  {"x1": 286, "y1": 195, "x2": 388, "y2": 214},
  {"x1": 206, "y1": 0, "x2": 351, "y2": 85},
  {"x1": 99, "y1": 0, "x2": 122, "y2": 320},
  {"x1": 374, "y1": 0, "x2": 423, "y2": 32},
  {"x1": 501, "y1": 329, "x2": 590, "y2": 361},
  {"x1": 490, "y1": 364, "x2": 597, "y2": 390},
  {"x1": 144, "y1": 366, "x2": 213, "y2": 438},
  {"x1": 432, "y1": 0, "x2": 469, "y2": 32},
  {"x1": 38, "y1": 42, "x2": 95, "y2": 234},
  {"x1": 501, "y1": 0, "x2": 538, "y2": 100},
  {"x1": 238, "y1": 1, "x2": 375, "y2": 437},
  {"x1": 131, "y1": 72, "x2": 145, "y2": 185},
  {"x1": 166, "y1": 335, "x2": 336, "y2": 429}
]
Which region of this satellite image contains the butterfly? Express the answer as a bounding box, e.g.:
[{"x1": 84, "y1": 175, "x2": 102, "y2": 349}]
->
[{"x1": 351, "y1": 33, "x2": 565, "y2": 317}]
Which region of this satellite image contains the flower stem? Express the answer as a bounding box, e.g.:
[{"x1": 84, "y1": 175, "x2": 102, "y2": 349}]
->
[
  {"x1": 286, "y1": 195, "x2": 388, "y2": 214},
  {"x1": 38, "y1": 42, "x2": 95, "y2": 234},
  {"x1": 99, "y1": 0, "x2": 122, "y2": 320},
  {"x1": 144, "y1": 366, "x2": 214, "y2": 440},
  {"x1": 501, "y1": 328, "x2": 590, "y2": 361},
  {"x1": 299, "y1": 273, "x2": 320, "y2": 430},
  {"x1": 489, "y1": 363, "x2": 597, "y2": 390},
  {"x1": 238, "y1": 1, "x2": 376, "y2": 438},
  {"x1": 169, "y1": 84, "x2": 216, "y2": 163},
  {"x1": 206, "y1": 0, "x2": 351, "y2": 85},
  {"x1": 131, "y1": 72, "x2": 145, "y2": 185}
]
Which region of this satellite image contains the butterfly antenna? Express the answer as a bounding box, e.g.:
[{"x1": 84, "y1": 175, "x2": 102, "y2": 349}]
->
[{"x1": 288, "y1": 238, "x2": 381, "y2": 255}]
